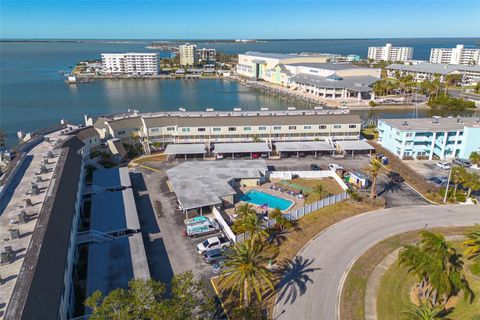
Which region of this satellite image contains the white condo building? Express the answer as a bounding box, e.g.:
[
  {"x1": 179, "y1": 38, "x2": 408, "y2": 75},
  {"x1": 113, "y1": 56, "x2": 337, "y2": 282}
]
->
[
  {"x1": 367, "y1": 43, "x2": 413, "y2": 62},
  {"x1": 101, "y1": 53, "x2": 159, "y2": 75},
  {"x1": 430, "y1": 44, "x2": 480, "y2": 65},
  {"x1": 197, "y1": 48, "x2": 216, "y2": 62},
  {"x1": 179, "y1": 44, "x2": 198, "y2": 66}
]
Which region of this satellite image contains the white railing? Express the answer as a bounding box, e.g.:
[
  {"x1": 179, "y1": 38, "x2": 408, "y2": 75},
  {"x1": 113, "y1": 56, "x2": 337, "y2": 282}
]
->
[
  {"x1": 269, "y1": 170, "x2": 349, "y2": 191},
  {"x1": 212, "y1": 206, "x2": 237, "y2": 243}
]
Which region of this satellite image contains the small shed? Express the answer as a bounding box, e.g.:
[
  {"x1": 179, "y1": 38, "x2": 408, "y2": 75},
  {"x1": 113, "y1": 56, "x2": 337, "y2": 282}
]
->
[{"x1": 348, "y1": 171, "x2": 370, "y2": 189}]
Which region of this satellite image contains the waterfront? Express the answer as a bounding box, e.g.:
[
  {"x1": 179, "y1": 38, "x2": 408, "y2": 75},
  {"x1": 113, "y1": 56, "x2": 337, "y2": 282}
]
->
[{"x1": 1, "y1": 39, "x2": 480, "y2": 147}]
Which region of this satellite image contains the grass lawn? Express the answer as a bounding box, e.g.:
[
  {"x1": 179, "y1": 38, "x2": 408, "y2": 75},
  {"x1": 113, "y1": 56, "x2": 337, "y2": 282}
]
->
[
  {"x1": 212, "y1": 198, "x2": 385, "y2": 319},
  {"x1": 340, "y1": 227, "x2": 475, "y2": 320},
  {"x1": 361, "y1": 127, "x2": 379, "y2": 140},
  {"x1": 276, "y1": 177, "x2": 344, "y2": 205},
  {"x1": 130, "y1": 153, "x2": 167, "y2": 165},
  {"x1": 377, "y1": 241, "x2": 480, "y2": 320}
]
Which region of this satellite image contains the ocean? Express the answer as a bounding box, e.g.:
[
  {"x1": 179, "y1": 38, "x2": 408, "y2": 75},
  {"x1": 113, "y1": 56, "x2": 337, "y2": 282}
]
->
[{"x1": 1, "y1": 38, "x2": 479, "y2": 147}]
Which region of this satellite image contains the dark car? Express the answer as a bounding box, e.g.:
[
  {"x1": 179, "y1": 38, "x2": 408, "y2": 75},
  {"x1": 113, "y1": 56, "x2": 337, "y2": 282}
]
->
[
  {"x1": 203, "y1": 248, "x2": 225, "y2": 264},
  {"x1": 386, "y1": 171, "x2": 404, "y2": 183},
  {"x1": 310, "y1": 164, "x2": 321, "y2": 171},
  {"x1": 453, "y1": 158, "x2": 472, "y2": 167},
  {"x1": 298, "y1": 152, "x2": 306, "y2": 157}
]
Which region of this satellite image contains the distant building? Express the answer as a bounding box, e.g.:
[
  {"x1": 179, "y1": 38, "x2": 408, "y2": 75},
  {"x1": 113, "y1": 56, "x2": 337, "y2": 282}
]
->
[
  {"x1": 179, "y1": 44, "x2": 198, "y2": 66},
  {"x1": 367, "y1": 43, "x2": 413, "y2": 62},
  {"x1": 385, "y1": 62, "x2": 480, "y2": 85},
  {"x1": 237, "y1": 52, "x2": 380, "y2": 101},
  {"x1": 101, "y1": 53, "x2": 159, "y2": 75},
  {"x1": 378, "y1": 117, "x2": 480, "y2": 160},
  {"x1": 430, "y1": 44, "x2": 480, "y2": 66},
  {"x1": 197, "y1": 48, "x2": 216, "y2": 62},
  {"x1": 347, "y1": 54, "x2": 361, "y2": 62}
]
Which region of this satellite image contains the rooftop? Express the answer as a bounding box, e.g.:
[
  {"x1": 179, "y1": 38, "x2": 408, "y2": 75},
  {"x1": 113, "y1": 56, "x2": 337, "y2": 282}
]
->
[
  {"x1": 380, "y1": 117, "x2": 480, "y2": 132},
  {"x1": 290, "y1": 73, "x2": 378, "y2": 92},
  {"x1": 92, "y1": 167, "x2": 132, "y2": 188},
  {"x1": 275, "y1": 141, "x2": 335, "y2": 152},
  {"x1": 241, "y1": 51, "x2": 298, "y2": 60},
  {"x1": 166, "y1": 160, "x2": 268, "y2": 210},
  {"x1": 386, "y1": 62, "x2": 480, "y2": 75},
  {"x1": 164, "y1": 143, "x2": 206, "y2": 155},
  {"x1": 335, "y1": 140, "x2": 375, "y2": 151},
  {"x1": 213, "y1": 142, "x2": 271, "y2": 154},
  {"x1": 285, "y1": 62, "x2": 362, "y2": 70}
]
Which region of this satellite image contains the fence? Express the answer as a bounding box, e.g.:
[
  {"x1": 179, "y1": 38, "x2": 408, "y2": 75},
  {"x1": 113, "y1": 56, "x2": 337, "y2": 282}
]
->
[
  {"x1": 213, "y1": 206, "x2": 237, "y2": 243},
  {"x1": 269, "y1": 170, "x2": 349, "y2": 191}
]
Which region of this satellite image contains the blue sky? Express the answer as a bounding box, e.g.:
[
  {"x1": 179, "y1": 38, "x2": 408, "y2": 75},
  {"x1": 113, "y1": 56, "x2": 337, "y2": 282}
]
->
[{"x1": 1, "y1": 0, "x2": 479, "y2": 39}]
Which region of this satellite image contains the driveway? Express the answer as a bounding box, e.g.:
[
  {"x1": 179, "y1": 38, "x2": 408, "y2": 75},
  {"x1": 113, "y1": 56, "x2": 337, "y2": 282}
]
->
[{"x1": 273, "y1": 205, "x2": 480, "y2": 320}]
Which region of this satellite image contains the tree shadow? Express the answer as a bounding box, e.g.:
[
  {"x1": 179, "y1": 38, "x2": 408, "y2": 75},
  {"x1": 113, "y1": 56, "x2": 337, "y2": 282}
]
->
[{"x1": 274, "y1": 256, "x2": 321, "y2": 305}]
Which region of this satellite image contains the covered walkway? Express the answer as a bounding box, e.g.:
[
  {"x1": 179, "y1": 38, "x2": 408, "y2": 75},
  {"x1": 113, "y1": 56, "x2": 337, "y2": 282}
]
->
[
  {"x1": 335, "y1": 140, "x2": 375, "y2": 156},
  {"x1": 275, "y1": 141, "x2": 335, "y2": 157},
  {"x1": 213, "y1": 142, "x2": 271, "y2": 159}
]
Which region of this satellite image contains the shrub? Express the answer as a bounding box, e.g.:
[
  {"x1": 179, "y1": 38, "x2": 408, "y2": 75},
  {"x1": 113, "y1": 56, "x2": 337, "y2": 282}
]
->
[
  {"x1": 428, "y1": 93, "x2": 475, "y2": 110},
  {"x1": 470, "y1": 261, "x2": 480, "y2": 276},
  {"x1": 369, "y1": 100, "x2": 377, "y2": 107}
]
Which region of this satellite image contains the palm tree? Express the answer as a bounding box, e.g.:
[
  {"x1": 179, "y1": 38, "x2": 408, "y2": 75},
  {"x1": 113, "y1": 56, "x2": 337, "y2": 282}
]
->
[
  {"x1": 463, "y1": 225, "x2": 480, "y2": 261},
  {"x1": 220, "y1": 239, "x2": 274, "y2": 306},
  {"x1": 312, "y1": 184, "x2": 328, "y2": 199},
  {"x1": 451, "y1": 166, "x2": 467, "y2": 199},
  {"x1": 469, "y1": 151, "x2": 480, "y2": 167},
  {"x1": 233, "y1": 211, "x2": 268, "y2": 240},
  {"x1": 402, "y1": 301, "x2": 445, "y2": 320},
  {"x1": 236, "y1": 203, "x2": 256, "y2": 219},
  {"x1": 464, "y1": 172, "x2": 480, "y2": 198},
  {"x1": 269, "y1": 208, "x2": 293, "y2": 231},
  {"x1": 367, "y1": 158, "x2": 383, "y2": 200},
  {"x1": 398, "y1": 230, "x2": 473, "y2": 304}
]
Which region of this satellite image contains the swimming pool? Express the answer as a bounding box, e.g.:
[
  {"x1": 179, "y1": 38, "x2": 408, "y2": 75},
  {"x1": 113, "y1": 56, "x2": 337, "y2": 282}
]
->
[{"x1": 239, "y1": 190, "x2": 294, "y2": 211}]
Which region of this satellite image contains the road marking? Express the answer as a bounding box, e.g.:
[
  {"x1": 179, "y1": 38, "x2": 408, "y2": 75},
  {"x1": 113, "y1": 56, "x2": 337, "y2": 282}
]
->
[
  {"x1": 138, "y1": 164, "x2": 162, "y2": 173},
  {"x1": 210, "y1": 276, "x2": 230, "y2": 320}
]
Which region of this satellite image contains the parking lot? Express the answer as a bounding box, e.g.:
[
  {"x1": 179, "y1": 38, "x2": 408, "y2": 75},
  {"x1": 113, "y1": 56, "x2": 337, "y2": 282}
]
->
[{"x1": 129, "y1": 154, "x2": 431, "y2": 289}]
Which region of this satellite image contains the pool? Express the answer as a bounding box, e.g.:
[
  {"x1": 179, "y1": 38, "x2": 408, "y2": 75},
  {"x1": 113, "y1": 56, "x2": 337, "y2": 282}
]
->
[{"x1": 239, "y1": 190, "x2": 294, "y2": 211}]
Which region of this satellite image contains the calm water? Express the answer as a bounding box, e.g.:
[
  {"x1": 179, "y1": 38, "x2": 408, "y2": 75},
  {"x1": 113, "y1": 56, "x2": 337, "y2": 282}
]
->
[{"x1": 1, "y1": 39, "x2": 479, "y2": 147}]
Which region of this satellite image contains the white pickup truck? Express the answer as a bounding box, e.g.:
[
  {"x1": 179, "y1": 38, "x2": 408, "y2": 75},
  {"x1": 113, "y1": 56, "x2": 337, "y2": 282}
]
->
[{"x1": 197, "y1": 236, "x2": 231, "y2": 254}]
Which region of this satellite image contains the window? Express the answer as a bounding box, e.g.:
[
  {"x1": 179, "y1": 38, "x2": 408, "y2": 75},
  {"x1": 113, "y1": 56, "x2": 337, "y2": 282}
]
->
[
  {"x1": 334, "y1": 125, "x2": 341, "y2": 129},
  {"x1": 228, "y1": 127, "x2": 236, "y2": 132},
  {"x1": 288, "y1": 126, "x2": 297, "y2": 130},
  {"x1": 273, "y1": 126, "x2": 281, "y2": 130},
  {"x1": 197, "y1": 128, "x2": 206, "y2": 132},
  {"x1": 150, "y1": 128, "x2": 159, "y2": 133},
  {"x1": 244, "y1": 127, "x2": 251, "y2": 131},
  {"x1": 167, "y1": 127, "x2": 175, "y2": 131},
  {"x1": 259, "y1": 127, "x2": 267, "y2": 131},
  {"x1": 349, "y1": 125, "x2": 356, "y2": 129},
  {"x1": 117, "y1": 130, "x2": 126, "y2": 135},
  {"x1": 319, "y1": 125, "x2": 327, "y2": 129},
  {"x1": 213, "y1": 127, "x2": 221, "y2": 132},
  {"x1": 182, "y1": 128, "x2": 190, "y2": 132},
  {"x1": 406, "y1": 133, "x2": 413, "y2": 137},
  {"x1": 405, "y1": 141, "x2": 412, "y2": 145},
  {"x1": 304, "y1": 125, "x2": 312, "y2": 130}
]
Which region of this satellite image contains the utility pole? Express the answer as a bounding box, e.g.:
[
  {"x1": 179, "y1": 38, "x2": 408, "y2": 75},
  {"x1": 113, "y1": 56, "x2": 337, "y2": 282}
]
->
[{"x1": 443, "y1": 167, "x2": 453, "y2": 203}]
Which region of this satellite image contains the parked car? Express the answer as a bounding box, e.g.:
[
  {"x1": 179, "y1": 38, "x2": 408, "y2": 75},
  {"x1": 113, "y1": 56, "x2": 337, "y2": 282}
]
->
[
  {"x1": 298, "y1": 152, "x2": 306, "y2": 157},
  {"x1": 453, "y1": 158, "x2": 472, "y2": 167},
  {"x1": 310, "y1": 164, "x2": 321, "y2": 171},
  {"x1": 197, "y1": 236, "x2": 231, "y2": 254},
  {"x1": 185, "y1": 217, "x2": 220, "y2": 237},
  {"x1": 252, "y1": 153, "x2": 261, "y2": 159},
  {"x1": 329, "y1": 163, "x2": 343, "y2": 171},
  {"x1": 261, "y1": 153, "x2": 269, "y2": 158},
  {"x1": 436, "y1": 161, "x2": 451, "y2": 170},
  {"x1": 429, "y1": 176, "x2": 448, "y2": 185},
  {"x1": 203, "y1": 248, "x2": 225, "y2": 264},
  {"x1": 386, "y1": 171, "x2": 404, "y2": 183},
  {"x1": 212, "y1": 260, "x2": 225, "y2": 274},
  {"x1": 215, "y1": 154, "x2": 224, "y2": 160}
]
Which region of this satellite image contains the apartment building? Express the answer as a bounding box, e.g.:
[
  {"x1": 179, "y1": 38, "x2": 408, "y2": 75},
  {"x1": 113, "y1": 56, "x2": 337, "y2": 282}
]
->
[
  {"x1": 197, "y1": 48, "x2": 216, "y2": 62},
  {"x1": 385, "y1": 62, "x2": 480, "y2": 85},
  {"x1": 367, "y1": 43, "x2": 414, "y2": 62},
  {"x1": 237, "y1": 52, "x2": 380, "y2": 100},
  {"x1": 179, "y1": 44, "x2": 198, "y2": 66},
  {"x1": 378, "y1": 117, "x2": 480, "y2": 160},
  {"x1": 430, "y1": 44, "x2": 480, "y2": 66},
  {"x1": 87, "y1": 109, "x2": 362, "y2": 145},
  {"x1": 101, "y1": 53, "x2": 159, "y2": 75}
]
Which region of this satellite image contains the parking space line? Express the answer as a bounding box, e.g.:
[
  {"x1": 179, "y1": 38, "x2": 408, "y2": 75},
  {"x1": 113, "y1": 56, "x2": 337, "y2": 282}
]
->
[{"x1": 211, "y1": 276, "x2": 230, "y2": 320}]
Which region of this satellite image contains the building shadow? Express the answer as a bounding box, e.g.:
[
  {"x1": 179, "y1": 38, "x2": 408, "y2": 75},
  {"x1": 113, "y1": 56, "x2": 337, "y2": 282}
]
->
[
  {"x1": 146, "y1": 237, "x2": 174, "y2": 286},
  {"x1": 0, "y1": 155, "x2": 33, "y2": 216},
  {"x1": 130, "y1": 172, "x2": 160, "y2": 234},
  {"x1": 274, "y1": 256, "x2": 321, "y2": 305}
]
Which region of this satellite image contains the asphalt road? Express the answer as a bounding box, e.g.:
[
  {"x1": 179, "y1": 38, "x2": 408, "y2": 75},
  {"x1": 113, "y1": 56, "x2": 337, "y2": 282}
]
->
[{"x1": 273, "y1": 205, "x2": 480, "y2": 320}]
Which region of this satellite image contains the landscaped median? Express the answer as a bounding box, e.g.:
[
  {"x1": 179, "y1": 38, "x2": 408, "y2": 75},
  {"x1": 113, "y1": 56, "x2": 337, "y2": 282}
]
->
[
  {"x1": 211, "y1": 196, "x2": 385, "y2": 319},
  {"x1": 339, "y1": 226, "x2": 476, "y2": 320}
]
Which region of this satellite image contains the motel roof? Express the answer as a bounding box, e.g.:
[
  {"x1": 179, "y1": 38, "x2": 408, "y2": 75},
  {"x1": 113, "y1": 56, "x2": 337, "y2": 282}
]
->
[
  {"x1": 92, "y1": 167, "x2": 132, "y2": 188},
  {"x1": 166, "y1": 160, "x2": 268, "y2": 210},
  {"x1": 380, "y1": 117, "x2": 480, "y2": 132},
  {"x1": 335, "y1": 140, "x2": 375, "y2": 151},
  {"x1": 386, "y1": 62, "x2": 480, "y2": 75},
  {"x1": 275, "y1": 141, "x2": 336, "y2": 152},
  {"x1": 164, "y1": 143, "x2": 206, "y2": 155},
  {"x1": 290, "y1": 73, "x2": 378, "y2": 92},
  {"x1": 213, "y1": 142, "x2": 271, "y2": 154}
]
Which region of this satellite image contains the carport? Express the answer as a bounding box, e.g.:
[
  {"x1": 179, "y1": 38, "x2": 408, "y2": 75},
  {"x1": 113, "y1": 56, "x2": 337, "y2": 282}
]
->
[
  {"x1": 213, "y1": 142, "x2": 271, "y2": 159},
  {"x1": 335, "y1": 140, "x2": 375, "y2": 156},
  {"x1": 164, "y1": 143, "x2": 206, "y2": 160},
  {"x1": 275, "y1": 141, "x2": 336, "y2": 157}
]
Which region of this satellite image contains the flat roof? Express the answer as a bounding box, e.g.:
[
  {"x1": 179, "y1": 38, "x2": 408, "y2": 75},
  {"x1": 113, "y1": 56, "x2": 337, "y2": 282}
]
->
[
  {"x1": 164, "y1": 143, "x2": 206, "y2": 155},
  {"x1": 242, "y1": 51, "x2": 296, "y2": 60},
  {"x1": 336, "y1": 140, "x2": 375, "y2": 151},
  {"x1": 386, "y1": 62, "x2": 480, "y2": 75},
  {"x1": 92, "y1": 167, "x2": 132, "y2": 188},
  {"x1": 90, "y1": 188, "x2": 140, "y2": 233},
  {"x1": 380, "y1": 117, "x2": 480, "y2": 132},
  {"x1": 290, "y1": 73, "x2": 377, "y2": 92},
  {"x1": 275, "y1": 141, "x2": 335, "y2": 152},
  {"x1": 286, "y1": 62, "x2": 362, "y2": 70},
  {"x1": 213, "y1": 142, "x2": 271, "y2": 154},
  {"x1": 166, "y1": 160, "x2": 268, "y2": 210}
]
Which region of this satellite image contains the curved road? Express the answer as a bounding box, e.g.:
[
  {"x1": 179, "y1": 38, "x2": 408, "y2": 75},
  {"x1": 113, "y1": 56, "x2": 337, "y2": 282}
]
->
[{"x1": 273, "y1": 205, "x2": 480, "y2": 320}]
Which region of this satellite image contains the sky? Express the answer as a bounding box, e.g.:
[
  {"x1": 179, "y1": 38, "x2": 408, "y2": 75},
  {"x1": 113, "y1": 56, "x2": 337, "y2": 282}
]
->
[{"x1": 1, "y1": 0, "x2": 479, "y2": 39}]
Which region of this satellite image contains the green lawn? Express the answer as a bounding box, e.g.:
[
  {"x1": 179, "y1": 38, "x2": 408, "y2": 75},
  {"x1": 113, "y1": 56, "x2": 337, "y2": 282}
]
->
[
  {"x1": 377, "y1": 242, "x2": 480, "y2": 320},
  {"x1": 275, "y1": 177, "x2": 344, "y2": 205}
]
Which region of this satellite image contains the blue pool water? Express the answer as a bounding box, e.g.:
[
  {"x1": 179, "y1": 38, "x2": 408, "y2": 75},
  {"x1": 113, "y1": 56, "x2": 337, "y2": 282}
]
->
[{"x1": 240, "y1": 190, "x2": 293, "y2": 211}]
